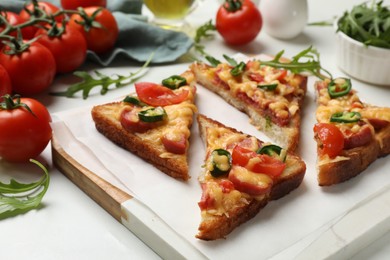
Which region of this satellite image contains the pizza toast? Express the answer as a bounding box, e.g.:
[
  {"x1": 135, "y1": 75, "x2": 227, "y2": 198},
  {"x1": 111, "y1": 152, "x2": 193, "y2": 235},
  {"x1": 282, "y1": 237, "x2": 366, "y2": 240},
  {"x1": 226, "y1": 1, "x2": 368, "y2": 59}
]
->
[
  {"x1": 91, "y1": 70, "x2": 197, "y2": 180},
  {"x1": 313, "y1": 78, "x2": 390, "y2": 186},
  {"x1": 196, "y1": 114, "x2": 306, "y2": 240},
  {"x1": 190, "y1": 58, "x2": 307, "y2": 152}
]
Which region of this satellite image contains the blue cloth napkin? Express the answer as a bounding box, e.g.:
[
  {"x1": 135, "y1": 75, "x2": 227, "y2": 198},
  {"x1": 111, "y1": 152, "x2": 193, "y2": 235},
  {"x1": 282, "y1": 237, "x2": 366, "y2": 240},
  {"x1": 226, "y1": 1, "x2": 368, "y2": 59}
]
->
[{"x1": 0, "y1": 0, "x2": 194, "y2": 65}]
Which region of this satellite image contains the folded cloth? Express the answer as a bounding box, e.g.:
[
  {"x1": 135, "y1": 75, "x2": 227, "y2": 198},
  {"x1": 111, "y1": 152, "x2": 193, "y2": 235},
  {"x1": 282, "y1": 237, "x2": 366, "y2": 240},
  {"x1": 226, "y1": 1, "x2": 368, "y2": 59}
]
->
[{"x1": 0, "y1": 0, "x2": 194, "y2": 65}]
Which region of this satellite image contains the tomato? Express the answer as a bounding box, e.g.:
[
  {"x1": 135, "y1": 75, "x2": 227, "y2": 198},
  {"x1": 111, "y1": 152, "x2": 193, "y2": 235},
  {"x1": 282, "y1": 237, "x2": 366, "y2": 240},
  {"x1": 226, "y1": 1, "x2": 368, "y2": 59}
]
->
[
  {"x1": 135, "y1": 82, "x2": 189, "y2": 107},
  {"x1": 0, "y1": 11, "x2": 35, "y2": 40},
  {"x1": 0, "y1": 42, "x2": 56, "y2": 96},
  {"x1": 68, "y1": 7, "x2": 118, "y2": 54},
  {"x1": 216, "y1": 0, "x2": 262, "y2": 45},
  {"x1": 313, "y1": 123, "x2": 344, "y2": 158},
  {"x1": 61, "y1": 0, "x2": 107, "y2": 10},
  {"x1": 198, "y1": 183, "x2": 215, "y2": 210},
  {"x1": 228, "y1": 165, "x2": 273, "y2": 196},
  {"x1": 0, "y1": 64, "x2": 12, "y2": 100},
  {"x1": 161, "y1": 134, "x2": 186, "y2": 154},
  {"x1": 35, "y1": 23, "x2": 87, "y2": 73},
  {"x1": 0, "y1": 96, "x2": 52, "y2": 163},
  {"x1": 19, "y1": 1, "x2": 65, "y2": 36},
  {"x1": 232, "y1": 145, "x2": 285, "y2": 179}
]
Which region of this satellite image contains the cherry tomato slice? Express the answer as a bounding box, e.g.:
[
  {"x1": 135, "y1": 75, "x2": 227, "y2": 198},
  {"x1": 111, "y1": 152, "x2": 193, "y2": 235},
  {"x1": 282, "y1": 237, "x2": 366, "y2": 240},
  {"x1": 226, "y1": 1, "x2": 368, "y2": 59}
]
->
[
  {"x1": 231, "y1": 145, "x2": 285, "y2": 179},
  {"x1": 135, "y1": 82, "x2": 189, "y2": 107},
  {"x1": 313, "y1": 123, "x2": 344, "y2": 158}
]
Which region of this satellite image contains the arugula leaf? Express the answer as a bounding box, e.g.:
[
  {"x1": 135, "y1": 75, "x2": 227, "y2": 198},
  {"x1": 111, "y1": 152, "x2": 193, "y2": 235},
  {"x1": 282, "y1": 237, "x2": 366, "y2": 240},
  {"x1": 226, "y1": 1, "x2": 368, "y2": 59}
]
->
[
  {"x1": 193, "y1": 20, "x2": 217, "y2": 57},
  {"x1": 258, "y1": 46, "x2": 332, "y2": 79},
  {"x1": 0, "y1": 159, "x2": 50, "y2": 219},
  {"x1": 51, "y1": 54, "x2": 153, "y2": 99},
  {"x1": 337, "y1": 0, "x2": 390, "y2": 49}
]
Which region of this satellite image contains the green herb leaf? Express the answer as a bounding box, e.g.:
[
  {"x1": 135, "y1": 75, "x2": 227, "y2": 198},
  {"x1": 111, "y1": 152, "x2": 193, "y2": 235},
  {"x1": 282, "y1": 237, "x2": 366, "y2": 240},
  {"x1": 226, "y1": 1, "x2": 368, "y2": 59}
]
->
[
  {"x1": 50, "y1": 54, "x2": 153, "y2": 99},
  {"x1": 194, "y1": 20, "x2": 217, "y2": 56},
  {"x1": 258, "y1": 46, "x2": 332, "y2": 79},
  {"x1": 0, "y1": 159, "x2": 50, "y2": 219}
]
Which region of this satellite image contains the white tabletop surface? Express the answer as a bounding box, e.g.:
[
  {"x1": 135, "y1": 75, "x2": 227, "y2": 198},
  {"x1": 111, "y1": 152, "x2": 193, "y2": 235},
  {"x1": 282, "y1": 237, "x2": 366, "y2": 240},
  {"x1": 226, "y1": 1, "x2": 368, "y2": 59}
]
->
[{"x1": 1, "y1": 0, "x2": 389, "y2": 259}]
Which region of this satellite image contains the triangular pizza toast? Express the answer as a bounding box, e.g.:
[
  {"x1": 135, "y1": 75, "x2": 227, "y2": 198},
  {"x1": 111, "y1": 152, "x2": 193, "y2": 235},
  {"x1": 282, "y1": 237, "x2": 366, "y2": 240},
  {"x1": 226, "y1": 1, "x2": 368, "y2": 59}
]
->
[
  {"x1": 91, "y1": 71, "x2": 197, "y2": 180},
  {"x1": 190, "y1": 57, "x2": 307, "y2": 152},
  {"x1": 313, "y1": 77, "x2": 390, "y2": 186},
  {"x1": 196, "y1": 114, "x2": 306, "y2": 240}
]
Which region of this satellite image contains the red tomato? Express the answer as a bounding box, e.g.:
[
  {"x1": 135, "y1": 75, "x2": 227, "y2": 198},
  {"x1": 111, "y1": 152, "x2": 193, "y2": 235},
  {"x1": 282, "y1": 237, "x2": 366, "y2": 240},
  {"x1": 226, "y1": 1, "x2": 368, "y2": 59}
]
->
[
  {"x1": 216, "y1": 0, "x2": 262, "y2": 45},
  {"x1": 0, "y1": 64, "x2": 12, "y2": 100},
  {"x1": 135, "y1": 82, "x2": 189, "y2": 107},
  {"x1": 61, "y1": 0, "x2": 107, "y2": 10},
  {"x1": 0, "y1": 42, "x2": 56, "y2": 96},
  {"x1": 19, "y1": 1, "x2": 65, "y2": 35},
  {"x1": 35, "y1": 23, "x2": 87, "y2": 73},
  {"x1": 0, "y1": 11, "x2": 35, "y2": 40},
  {"x1": 232, "y1": 145, "x2": 285, "y2": 179},
  {"x1": 198, "y1": 183, "x2": 215, "y2": 210},
  {"x1": 0, "y1": 96, "x2": 52, "y2": 163},
  {"x1": 161, "y1": 134, "x2": 186, "y2": 154},
  {"x1": 120, "y1": 107, "x2": 157, "y2": 133},
  {"x1": 68, "y1": 7, "x2": 118, "y2": 54},
  {"x1": 313, "y1": 123, "x2": 345, "y2": 158},
  {"x1": 228, "y1": 165, "x2": 273, "y2": 196}
]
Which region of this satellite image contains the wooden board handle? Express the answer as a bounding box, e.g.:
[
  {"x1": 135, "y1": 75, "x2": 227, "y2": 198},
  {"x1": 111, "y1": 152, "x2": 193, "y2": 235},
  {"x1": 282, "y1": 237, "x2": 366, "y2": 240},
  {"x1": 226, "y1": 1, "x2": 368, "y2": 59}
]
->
[{"x1": 51, "y1": 138, "x2": 132, "y2": 222}]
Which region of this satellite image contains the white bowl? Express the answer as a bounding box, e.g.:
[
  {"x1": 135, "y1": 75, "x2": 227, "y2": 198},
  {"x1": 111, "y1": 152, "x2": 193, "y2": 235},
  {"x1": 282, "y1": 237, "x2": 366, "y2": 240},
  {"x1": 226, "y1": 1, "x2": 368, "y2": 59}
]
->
[{"x1": 335, "y1": 26, "x2": 390, "y2": 86}]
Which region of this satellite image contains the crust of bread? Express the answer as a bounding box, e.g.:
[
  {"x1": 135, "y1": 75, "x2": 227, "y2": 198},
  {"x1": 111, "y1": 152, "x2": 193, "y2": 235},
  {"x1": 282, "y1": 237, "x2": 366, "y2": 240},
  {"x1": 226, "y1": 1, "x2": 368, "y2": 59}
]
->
[
  {"x1": 91, "y1": 103, "x2": 190, "y2": 180},
  {"x1": 190, "y1": 62, "x2": 307, "y2": 152},
  {"x1": 196, "y1": 114, "x2": 306, "y2": 240},
  {"x1": 317, "y1": 124, "x2": 390, "y2": 186}
]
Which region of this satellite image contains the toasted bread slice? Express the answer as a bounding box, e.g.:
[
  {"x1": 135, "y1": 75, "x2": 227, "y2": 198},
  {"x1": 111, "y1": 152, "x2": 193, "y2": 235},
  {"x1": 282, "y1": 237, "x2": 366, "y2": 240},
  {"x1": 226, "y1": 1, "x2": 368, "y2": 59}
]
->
[
  {"x1": 196, "y1": 114, "x2": 306, "y2": 240},
  {"x1": 91, "y1": 71, "x2": 197, "y2": 180},
  {"x1": 314, "y1": 78, "x2": 390, "y2": 186},
  {"x1": 190, "y1": 60, "x2": 307, "y2": 152}
]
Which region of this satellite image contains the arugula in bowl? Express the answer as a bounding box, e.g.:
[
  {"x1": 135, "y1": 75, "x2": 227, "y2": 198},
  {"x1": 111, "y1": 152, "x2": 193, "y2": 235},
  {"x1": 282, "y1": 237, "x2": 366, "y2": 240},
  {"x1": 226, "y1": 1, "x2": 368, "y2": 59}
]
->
[{"x1": 337, "y1": 0, "x2": 390, "y2": 49}]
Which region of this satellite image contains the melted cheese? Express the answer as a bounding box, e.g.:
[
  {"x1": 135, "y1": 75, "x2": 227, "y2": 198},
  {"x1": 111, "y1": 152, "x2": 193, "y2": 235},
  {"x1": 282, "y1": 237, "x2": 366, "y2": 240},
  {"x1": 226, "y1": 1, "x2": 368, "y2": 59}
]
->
[{"x1": 209, "y1": 61, "x2": 305, "y2": 124}]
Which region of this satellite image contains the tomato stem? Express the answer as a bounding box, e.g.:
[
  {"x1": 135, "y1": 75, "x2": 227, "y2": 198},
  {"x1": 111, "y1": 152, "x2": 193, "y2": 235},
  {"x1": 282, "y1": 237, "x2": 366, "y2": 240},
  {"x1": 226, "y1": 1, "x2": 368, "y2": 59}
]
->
[
  {"x1": 0, "y1": 94, "x2": 36, "y2": 116},
  {"x1": 223, "y1": 0, "x2": 243, "y2": 12}
]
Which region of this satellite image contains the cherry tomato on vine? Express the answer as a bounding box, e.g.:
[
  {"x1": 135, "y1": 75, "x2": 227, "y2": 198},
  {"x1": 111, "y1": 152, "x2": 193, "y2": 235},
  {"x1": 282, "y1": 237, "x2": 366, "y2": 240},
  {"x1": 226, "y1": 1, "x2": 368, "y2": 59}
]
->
[
  {"x1": 0, "y1": 11, "x2": 35, "y2": 40},
  {"x1": 0, "y1": 95, "x2": 52, "y2": 163},
  {"x1": 61, "y1": 0, "x2": 107, "y2": 10},
  {"x1": 68, "y1": 7, "x2": 118, "y2": 54},
  {"x1": 0, "y1": 64, "x2": 12, "y2": 100},
  {"x1": 216, "y1": 0, "x2": 262, "y2": 45},
  {"x1": 19, "y1": 1, "x2": 65, "y2": 36},
  {"x1": 35, "y1": 23, "x2": 87, "y2": 74},
  {"x1": 0, "y1": 41, "x2": 56, "y2": 96}
]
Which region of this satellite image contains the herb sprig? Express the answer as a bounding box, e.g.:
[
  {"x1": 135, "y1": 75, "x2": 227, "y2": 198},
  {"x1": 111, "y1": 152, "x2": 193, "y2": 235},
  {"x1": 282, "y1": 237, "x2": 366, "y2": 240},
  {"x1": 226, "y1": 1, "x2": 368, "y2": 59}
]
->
[
  {"x1": 51, "y1": 54, "x2": 153, "y2": 99},
  {"x1": 0, "y1": 159, "x2": 50, "y2": 219},
  {"x1": 258, "y1": 46, "x2": 332, "y2": 79}
]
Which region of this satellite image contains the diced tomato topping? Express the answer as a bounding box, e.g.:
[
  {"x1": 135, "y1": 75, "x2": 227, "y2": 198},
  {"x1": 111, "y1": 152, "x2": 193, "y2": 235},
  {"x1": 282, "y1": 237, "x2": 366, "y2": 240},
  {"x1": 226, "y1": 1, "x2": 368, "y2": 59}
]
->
[
  {"x1": 248, "y1": 72, "x2": 264, "y2": 83},
  {"x1": 219, "y1": 179, "x2": 235, "y2": 193},
  {"x1": 313, "y1": 123, "x2": 344, "y2": 158},
  {"x1": 135, "y1": 82, "x2": 189, "y2": 107},
  {"x1": 161, "y1": 134, "x2": 186, "y2": 154},
  {"x1": 198, "y1": 183, "x2": 215, "y2": 210},
  {"x1": 276, "y1": 69, "x2": 287, "y2": 83}
]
